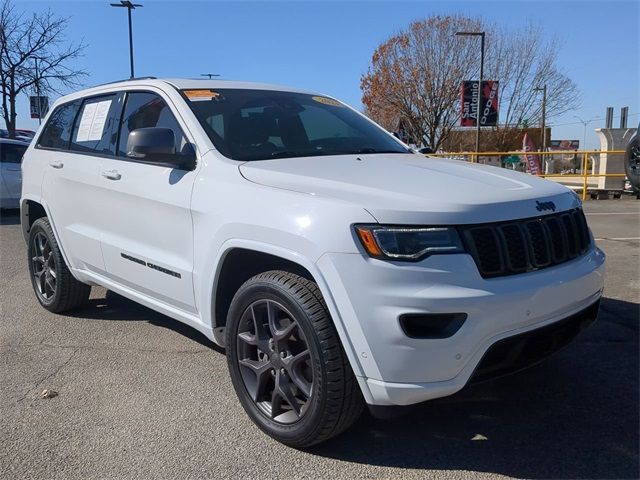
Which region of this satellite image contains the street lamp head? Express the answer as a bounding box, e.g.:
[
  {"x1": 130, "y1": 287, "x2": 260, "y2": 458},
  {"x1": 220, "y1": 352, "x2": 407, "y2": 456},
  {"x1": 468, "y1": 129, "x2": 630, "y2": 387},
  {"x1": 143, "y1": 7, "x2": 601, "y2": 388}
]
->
[
  {"x1": 110, "y1": 1, "x2": 143, "y2": 8},
  {"x1": 455, "y1": 31, "x2": 485, "y2": 37}
]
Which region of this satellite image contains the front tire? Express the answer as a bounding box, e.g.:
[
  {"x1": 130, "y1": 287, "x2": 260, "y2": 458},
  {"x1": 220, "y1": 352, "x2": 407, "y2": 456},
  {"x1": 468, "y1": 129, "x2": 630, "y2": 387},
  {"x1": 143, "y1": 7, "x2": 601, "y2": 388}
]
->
[
  {"x1": 225, "y1": 271, "x2": 364, "y2": 447},
  {"x1": 27, "y1": 217, "x2": 91, "y2": 313}
]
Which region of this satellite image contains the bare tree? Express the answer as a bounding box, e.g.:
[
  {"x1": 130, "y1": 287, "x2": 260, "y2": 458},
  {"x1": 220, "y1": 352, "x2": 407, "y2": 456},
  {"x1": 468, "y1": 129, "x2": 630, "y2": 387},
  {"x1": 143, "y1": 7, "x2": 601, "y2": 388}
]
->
[
  {"x1": 0, "y1": 0, "x2": 87, "y2": 136},
  {"x1": 361, "y1": 16, "x2": 580, "y2": 151}
]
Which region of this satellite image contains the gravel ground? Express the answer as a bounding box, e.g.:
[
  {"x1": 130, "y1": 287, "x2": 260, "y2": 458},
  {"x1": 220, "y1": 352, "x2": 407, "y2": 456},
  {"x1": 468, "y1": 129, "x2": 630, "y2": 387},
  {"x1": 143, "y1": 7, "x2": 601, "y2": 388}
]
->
[{"x1": 1, "y1": 199, "x2": 638, "y2": 479}]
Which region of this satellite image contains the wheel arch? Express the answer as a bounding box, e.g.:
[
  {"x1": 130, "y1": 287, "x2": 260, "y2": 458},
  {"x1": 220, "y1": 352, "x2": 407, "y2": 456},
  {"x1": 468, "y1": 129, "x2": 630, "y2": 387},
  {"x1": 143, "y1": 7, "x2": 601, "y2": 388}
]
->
[
  {"x1": 212, "y1": 246, "x2": 315, "y2": 342},
  {"x1": 21, "y1": 197, "x2": 49, "y2": 244},
  {"x1": 209, "y1": 242, "x2": 372, "y2": 402}
]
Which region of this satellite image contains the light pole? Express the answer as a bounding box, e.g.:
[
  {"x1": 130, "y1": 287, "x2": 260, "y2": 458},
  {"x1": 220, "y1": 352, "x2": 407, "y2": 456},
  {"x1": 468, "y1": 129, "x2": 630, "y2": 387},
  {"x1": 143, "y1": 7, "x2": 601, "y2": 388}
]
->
[
  {"x1": 110, "y1": 1, "x2": 143, "y2": 79},
  {"x1": 534, "y1": 85, "x2": 547, "y2": 150},
  {"x1": 456, "y1": 31, "x2": 485, "y2": 154},
  {"x1": 200, "y1": 73, "x2": 221, "y2": 79},
  {"x1": 34, "y1": 56, "x2": 42, "y2": 125},
  {"x1": 573, "y1": 115, "x2": 598, "y2": 151}
]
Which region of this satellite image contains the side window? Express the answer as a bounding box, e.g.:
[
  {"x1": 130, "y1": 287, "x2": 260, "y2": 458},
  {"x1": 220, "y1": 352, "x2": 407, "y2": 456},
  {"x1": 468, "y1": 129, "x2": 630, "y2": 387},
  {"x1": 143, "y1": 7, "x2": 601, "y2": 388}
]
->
[
  {"x1": 117, "y1": 92, "x2": 187, "y2": 157},
  {"x1": 70, "y1": 94, "x2": 121, "y2": 155},
  {"x1": 1, "y1": 144, "x2": 27, "y2": 163},
  {"x1": 36, "y1": 100, "x2": 81, "y2": 150}
]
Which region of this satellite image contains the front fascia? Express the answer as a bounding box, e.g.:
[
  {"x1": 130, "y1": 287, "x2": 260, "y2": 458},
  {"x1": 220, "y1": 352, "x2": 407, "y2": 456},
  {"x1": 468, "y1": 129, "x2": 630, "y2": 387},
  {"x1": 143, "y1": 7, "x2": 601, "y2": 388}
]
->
[{"x1": 316, "y1": 244, "x2": 605, "y2": 404}]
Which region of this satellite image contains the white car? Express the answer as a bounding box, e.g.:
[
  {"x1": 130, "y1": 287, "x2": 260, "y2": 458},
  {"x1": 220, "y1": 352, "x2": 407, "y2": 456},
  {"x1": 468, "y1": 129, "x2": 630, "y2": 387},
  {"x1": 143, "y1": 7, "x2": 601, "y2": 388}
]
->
[
  {"x1": 20, "y1": 78, "x2": 605, "y2": 447},
  {"x1": 1, "y1": 138, "x2": 28, "y2": 209}
]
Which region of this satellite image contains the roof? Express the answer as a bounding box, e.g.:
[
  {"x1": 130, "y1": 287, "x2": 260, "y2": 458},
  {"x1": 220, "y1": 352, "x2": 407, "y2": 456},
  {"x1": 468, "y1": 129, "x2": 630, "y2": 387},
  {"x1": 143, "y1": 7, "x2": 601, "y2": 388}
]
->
[
  {"x1": 0, "y1": 138, "x2": 30, "y2": 146},
  {"x1": 53, "y1": 77, "x2": 319, "y2": 106}
]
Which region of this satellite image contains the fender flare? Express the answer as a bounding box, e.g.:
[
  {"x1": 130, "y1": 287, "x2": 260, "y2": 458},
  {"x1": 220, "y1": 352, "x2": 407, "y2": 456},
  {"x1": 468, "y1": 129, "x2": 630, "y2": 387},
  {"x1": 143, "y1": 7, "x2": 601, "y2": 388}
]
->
[{"x1": 207, "y1": 238, "x2": 367, "y2": 382}]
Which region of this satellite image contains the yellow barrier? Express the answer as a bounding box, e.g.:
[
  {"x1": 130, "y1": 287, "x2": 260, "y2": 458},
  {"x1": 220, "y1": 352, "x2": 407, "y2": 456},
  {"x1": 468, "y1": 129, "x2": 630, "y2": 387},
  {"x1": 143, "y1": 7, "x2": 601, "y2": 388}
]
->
[{"x1": 428, "y1": 150, "x2": 627, "y2": 201}]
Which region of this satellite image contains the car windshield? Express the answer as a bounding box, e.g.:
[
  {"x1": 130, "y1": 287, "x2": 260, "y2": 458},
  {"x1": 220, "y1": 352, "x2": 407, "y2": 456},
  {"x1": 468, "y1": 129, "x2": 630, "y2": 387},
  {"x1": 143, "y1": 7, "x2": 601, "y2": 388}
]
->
[{"x1": 182, "y1": 88, "x2": 410, "y2": 161}]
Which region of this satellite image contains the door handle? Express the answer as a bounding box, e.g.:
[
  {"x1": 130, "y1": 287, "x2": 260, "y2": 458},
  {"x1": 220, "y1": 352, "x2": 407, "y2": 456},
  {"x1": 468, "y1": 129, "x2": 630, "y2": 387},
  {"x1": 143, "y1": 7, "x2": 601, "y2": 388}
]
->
[
  {"x1": 101, "y1": 169, "x2": 122, "y2": 181},
  {"x1": 48, "y1": 160, "x2": 64, "y2": 169}
]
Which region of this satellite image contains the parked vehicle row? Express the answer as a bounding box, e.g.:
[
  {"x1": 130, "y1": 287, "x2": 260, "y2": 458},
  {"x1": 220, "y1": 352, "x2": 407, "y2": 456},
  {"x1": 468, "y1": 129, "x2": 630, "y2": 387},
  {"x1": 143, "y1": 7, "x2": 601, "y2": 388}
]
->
[
  {"x1": 1, "y1": 138, "x2": 29, "y2": 209},
  {"x1": 19, "y1": 78, "x2": 605, "y2": 447}
]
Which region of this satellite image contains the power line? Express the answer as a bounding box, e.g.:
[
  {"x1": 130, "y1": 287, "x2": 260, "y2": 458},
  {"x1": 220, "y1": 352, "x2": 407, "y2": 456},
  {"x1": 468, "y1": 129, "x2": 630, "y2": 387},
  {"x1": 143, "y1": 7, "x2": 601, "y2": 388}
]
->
[{"x1": 549, "y1": 112, "x2": 639, "y2": 128}]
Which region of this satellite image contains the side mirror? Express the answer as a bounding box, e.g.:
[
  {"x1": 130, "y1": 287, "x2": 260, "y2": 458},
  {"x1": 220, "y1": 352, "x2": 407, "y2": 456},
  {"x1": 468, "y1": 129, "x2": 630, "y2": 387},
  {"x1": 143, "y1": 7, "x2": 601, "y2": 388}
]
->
[{"x1": 126, "y1": 127, "x2": 196, "y2": 170}]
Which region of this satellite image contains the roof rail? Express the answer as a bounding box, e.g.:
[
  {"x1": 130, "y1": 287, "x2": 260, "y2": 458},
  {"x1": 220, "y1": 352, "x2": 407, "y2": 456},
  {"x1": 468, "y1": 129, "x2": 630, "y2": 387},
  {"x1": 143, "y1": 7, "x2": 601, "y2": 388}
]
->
[{"x1": 91, "y1": 76, "x2": 158, "y2": 88}]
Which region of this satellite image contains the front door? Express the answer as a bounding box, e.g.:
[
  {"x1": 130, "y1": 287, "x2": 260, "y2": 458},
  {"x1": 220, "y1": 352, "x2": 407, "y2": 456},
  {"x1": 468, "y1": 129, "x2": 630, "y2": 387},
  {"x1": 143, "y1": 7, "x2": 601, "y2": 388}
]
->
[{"x1": 96, "y1": 90, "x2": 199, "y2": 312}]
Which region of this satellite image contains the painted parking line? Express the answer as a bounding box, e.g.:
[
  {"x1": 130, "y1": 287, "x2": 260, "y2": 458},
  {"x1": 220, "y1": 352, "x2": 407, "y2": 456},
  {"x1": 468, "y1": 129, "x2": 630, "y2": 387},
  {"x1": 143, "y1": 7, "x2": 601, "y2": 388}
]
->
[
  {"x1": 595, "y1": 237, "x2": 640, "y2": 241},
  {"x1": 585, "y1": 212, "x2": 639, "y2": 216}
]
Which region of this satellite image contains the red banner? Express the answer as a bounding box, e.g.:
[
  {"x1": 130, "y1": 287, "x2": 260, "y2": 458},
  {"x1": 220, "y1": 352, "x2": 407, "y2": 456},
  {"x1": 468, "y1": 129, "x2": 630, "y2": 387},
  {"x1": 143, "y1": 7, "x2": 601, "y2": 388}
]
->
[
  {"x1": 460, "y1": 81, "x2": 499, "y2": 127},
  {"x1": 522, "y1": 133, "x2": 541, "y2": 175}
]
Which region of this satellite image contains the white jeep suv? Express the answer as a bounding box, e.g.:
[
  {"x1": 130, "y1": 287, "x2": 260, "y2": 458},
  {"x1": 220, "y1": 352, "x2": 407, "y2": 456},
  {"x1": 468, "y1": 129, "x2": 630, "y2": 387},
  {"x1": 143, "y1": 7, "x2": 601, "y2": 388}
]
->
[{"x1": 21, "y1": 78, "x2": 605, "y2": 447}]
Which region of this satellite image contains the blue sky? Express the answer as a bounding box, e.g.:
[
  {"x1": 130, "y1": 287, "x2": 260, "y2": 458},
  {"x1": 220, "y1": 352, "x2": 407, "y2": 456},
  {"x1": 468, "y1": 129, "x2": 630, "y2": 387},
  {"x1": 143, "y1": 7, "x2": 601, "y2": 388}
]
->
[{"x1": 13, "y1": 0, "x2": 640, "y2": 149}]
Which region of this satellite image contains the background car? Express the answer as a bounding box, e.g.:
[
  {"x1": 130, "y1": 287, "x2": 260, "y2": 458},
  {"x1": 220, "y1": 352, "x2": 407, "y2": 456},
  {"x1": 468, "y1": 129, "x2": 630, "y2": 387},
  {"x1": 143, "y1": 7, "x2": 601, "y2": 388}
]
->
[
  {"x1": 0, "y1": 138, "x2": 28, "y2": 209},
  {"x1": 1, "y1": 129, "x2": 33, "y2": 143},
  {"x1": 624, "y1": 122, "x2": 639, "y2": 191}
]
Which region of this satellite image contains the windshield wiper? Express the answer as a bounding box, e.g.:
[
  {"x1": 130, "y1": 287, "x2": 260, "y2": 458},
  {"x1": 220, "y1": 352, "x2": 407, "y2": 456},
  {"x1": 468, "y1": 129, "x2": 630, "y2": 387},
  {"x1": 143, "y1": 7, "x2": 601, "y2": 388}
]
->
[{"x1": 354, "y1": 147, "x2": 410, "y2": 154}]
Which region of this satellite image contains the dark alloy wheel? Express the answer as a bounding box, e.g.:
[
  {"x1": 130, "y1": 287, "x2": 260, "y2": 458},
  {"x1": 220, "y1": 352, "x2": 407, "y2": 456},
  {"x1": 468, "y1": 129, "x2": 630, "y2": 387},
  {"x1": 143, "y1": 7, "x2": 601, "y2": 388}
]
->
[
  {"x1": 625, "y1": 130, "x2": 640, "y2": 190},
  {"x1": 31, "y1": 231, "x2": 57, "y2": 303},
  {"x1": 27, "y1": 218, "x2": 91, "y2": 313},
  {"x1": 236, "y1": 299, "x2": 313, "y2": 424},
  {"x1": 226, "y1": 270, "x2": 364, "y2": 448}
]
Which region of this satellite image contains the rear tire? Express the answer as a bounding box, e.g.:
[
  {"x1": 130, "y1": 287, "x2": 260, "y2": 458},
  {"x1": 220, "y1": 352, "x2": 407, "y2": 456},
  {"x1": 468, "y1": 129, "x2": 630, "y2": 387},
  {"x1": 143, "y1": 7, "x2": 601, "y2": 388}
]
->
[
  {"x1": 625, "y1": 130, "x2": 639, "y2": 190},
  {"x1": 27, "y1": 217, "x2": 91, "y2": 313},
  {"x1": 225, "y1": 270, "x2": 364, "y2": 447}
]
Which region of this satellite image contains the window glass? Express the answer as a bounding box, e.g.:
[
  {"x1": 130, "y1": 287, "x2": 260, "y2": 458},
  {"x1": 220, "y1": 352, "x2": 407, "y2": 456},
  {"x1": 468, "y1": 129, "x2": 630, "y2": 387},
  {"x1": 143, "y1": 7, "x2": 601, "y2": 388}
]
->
[
  {"x1": 117, "y1": 92, "x2": 187, "y2": 157},
  {"x1": 1, "y1": 143, "x2": 28, "y2": 163},
  {"x1": 184, "y1": 89, "x2": 409, "y2": 161},
  {"x1": 70, "y1": 94, "x2": 121, "y2": 155},
  {"x1": 37, "y1": 100, "x2": 81, "y2": 150}
]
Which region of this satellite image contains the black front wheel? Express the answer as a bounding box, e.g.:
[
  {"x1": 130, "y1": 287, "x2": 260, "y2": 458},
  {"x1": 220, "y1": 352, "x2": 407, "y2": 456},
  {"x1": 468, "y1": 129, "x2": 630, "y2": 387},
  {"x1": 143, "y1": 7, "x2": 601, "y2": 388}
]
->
[
  {"x1": 625, "y1": 129, "x2": 640, "y2": 190},
  {"x1": 225, "y1": 271, "x2": 364, "y2": 447},
  {"x1": 27, "y1": 218, "x2": 91, "y2": 313}
]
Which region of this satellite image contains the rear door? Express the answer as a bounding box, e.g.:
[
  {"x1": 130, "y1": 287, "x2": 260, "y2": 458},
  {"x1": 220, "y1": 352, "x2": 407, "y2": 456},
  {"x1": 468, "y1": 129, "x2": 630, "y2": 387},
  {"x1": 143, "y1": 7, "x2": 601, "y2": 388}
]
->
[
  {"x1": 0, "y1": 142, "x2": 27, "y2": 206},
  {"x1": 39, "y1": 94, "x2": 122, "y2": 272},
  {"x1": 96, "y1": 89, "x2": 199, "y2": 312}
]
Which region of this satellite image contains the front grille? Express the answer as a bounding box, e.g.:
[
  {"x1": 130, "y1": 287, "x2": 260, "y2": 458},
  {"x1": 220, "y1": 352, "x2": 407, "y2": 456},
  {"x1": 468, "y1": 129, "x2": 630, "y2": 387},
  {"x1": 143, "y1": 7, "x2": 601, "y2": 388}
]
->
[{"x1": 461, "y1": 208, "x2": 591, "y2": 278}]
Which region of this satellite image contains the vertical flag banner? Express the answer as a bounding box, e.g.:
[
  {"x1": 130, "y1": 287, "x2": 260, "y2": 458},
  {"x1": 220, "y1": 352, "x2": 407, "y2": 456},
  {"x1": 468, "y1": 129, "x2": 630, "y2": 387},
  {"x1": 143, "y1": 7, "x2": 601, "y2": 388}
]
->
[
  {"x1": 522, "y1": 133, "x2": 541, "y2": 175},
  {"x1": 460, "y1": 81, "x2": 499, "y2": 127}
]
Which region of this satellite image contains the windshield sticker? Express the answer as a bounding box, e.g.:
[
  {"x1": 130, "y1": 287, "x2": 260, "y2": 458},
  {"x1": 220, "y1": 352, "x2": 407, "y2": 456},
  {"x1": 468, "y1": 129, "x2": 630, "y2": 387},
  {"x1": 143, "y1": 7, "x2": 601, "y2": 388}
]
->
[
  {"x1": 76, "y1": 100, "x2": 112, "y2": 142},
  {"x1": 312, "y1": 96, "x2": 344, "y2": 107},
  {"x1": 184, "y1": 89, "x2": 220, "y2": 101}
]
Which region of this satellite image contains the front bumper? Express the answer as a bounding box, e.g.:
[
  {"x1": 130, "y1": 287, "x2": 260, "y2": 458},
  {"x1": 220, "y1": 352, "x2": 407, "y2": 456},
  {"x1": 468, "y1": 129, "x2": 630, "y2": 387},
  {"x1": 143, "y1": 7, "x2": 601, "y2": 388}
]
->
[{"x1": 316, "y1": 245, "x2": 605, "y2": 406}]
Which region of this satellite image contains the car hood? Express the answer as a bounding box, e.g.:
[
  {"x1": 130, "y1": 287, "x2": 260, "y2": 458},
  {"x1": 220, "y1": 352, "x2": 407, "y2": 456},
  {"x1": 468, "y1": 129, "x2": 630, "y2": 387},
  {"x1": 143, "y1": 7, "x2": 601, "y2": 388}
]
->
[{"x1": 239, "y1": 153, "x2": 580, "y2": 224}]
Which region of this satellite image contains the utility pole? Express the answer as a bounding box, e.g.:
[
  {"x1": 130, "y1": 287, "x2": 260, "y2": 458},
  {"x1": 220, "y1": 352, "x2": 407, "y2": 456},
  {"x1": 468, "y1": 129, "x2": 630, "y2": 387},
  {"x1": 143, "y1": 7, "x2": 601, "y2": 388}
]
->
[
  {"x1": 534, "y1": 85, "x2": 547, "y2": 150},
  {"x1": 456, "y1": 31, "x2": 485, "y2": 154},
  {"x1": 110, "y1": 1, "x2": 143, "y2": 79},
  {"x1": 34, "y1": 57, "x2": 41, "y2": 125}
]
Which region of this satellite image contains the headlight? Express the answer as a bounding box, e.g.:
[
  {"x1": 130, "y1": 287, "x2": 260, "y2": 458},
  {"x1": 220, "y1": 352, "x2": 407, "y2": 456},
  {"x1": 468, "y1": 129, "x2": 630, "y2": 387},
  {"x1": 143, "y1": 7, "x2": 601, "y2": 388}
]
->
[{"x1": 355, "y1": 225, "x2": 464, "y2": 260}]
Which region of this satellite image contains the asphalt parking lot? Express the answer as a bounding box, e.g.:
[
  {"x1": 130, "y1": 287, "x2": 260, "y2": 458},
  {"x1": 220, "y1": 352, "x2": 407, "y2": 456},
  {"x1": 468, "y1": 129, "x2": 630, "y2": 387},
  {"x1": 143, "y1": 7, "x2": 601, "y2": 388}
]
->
[{"x1": 1, "y1": 199, "x2": 638, "y2": 479}]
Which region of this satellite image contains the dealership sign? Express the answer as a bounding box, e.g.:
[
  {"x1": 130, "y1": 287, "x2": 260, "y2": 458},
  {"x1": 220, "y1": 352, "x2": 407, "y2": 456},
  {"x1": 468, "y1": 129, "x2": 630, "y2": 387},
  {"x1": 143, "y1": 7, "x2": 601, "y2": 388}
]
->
[
  {"x1": 521, "y1": 133, "x2": 541, "y2": 175},
  {"x1": 549, "y1": 140, "x2": 580, "y2": 150},
  {"x1": 29, "y1": 96, "x2": 49, "y2": 119},
  {"x1": 460, "y1": 81, "x2": 499, "y2": 127}
]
